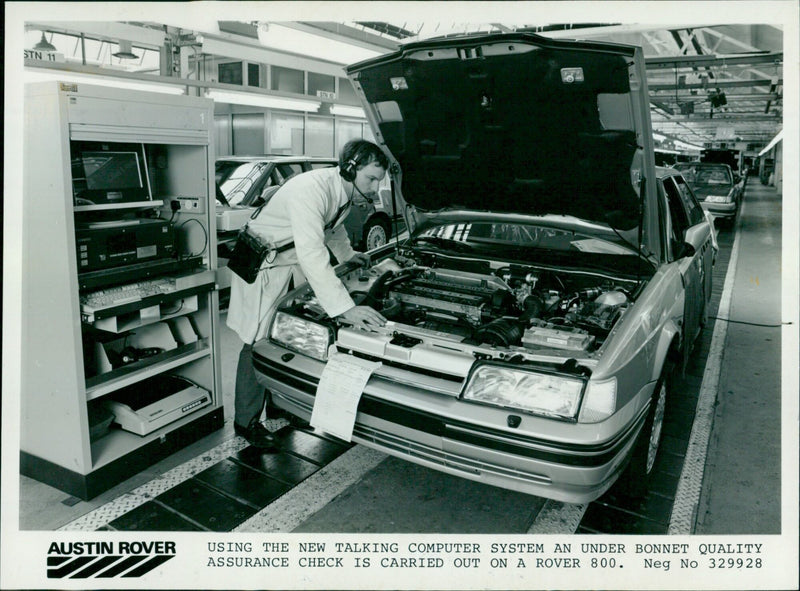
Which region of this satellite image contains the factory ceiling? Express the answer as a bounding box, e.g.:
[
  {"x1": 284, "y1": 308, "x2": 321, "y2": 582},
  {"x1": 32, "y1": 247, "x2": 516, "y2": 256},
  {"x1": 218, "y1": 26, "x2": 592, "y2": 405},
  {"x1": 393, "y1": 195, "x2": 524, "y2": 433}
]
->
[
  {"x1": 24, "y1": 19, "x2": 784, "y2": 149},
  {"x1": 295, "y1": 21, "x2": 784, "y2": 148}
]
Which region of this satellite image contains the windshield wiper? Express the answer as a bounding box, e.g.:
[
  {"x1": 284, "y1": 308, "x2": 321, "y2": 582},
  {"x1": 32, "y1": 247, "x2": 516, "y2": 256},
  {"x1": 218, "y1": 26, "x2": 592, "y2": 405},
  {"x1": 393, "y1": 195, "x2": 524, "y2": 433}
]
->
[{"x1": 412, "y1": 236, "x2": 475, "y2": 253}]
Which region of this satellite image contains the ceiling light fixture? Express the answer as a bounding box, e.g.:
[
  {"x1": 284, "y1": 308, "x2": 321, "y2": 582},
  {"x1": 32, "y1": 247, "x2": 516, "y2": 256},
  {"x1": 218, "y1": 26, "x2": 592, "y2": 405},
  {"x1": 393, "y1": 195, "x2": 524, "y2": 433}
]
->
[
  {"x1": 673, "y1": 139, "x2": 703, "y2": 151},
  {"x1": 24, "y1": 69, "x2": 185, "y2": 95},
  {"x1": 758, "y1": 130, "x2": 782, "y2": 156},
  {"x1": 113, "y1": 40, "x2": 139, "y2": 60},
  {"x1": 206, "y1": 89, "x2": 321, "y2": 112},
  {"x1": 33, "y1": 32, "x2": 57, "y2": 52},
  {"x1": 329, "y1": 105, "x2": 366, "y2": 118}
]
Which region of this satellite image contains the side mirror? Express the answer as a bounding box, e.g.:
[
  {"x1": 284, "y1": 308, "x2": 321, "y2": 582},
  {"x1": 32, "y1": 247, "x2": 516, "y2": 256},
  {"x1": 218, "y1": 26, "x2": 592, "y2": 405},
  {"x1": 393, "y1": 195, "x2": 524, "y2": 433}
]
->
[{"x1": 677, "y1": 241, "x2": 696, "y2": 258}]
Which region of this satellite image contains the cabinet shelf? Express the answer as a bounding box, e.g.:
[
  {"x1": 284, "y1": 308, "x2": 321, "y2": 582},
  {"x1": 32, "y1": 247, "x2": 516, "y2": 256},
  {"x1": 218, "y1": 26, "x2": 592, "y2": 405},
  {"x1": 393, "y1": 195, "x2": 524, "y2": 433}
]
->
[
  {"x1": 91, "y1": 405, "x2": 220, "y2": 469},
  {"x1": 86, "y1": 339, "x2": 211, "y2": 401},
  {"x1": 74, "y1": 200, "x2": 164, "y2": 212}
]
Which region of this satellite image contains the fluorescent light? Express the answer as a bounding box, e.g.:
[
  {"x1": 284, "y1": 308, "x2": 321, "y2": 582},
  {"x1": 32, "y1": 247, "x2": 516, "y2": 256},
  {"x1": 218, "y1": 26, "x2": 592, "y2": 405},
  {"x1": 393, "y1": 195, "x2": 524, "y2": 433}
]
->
[
  {"x1": 674, "y1": 139, "x2": 703, "y2": 151},
  {"x1": 329, "y1": 104, "x2": 366, "y2": 118},
  {"x1": 653, "y1": 132, "x2": 667, "y2": 142},
  {"x1": 206, "y1": 89, "x2": 320, "y2": 112},
  {"x1": 759, "y1": 130, "x2": 783, "y2": 156},
  {"x1": 24, "y1": 68, "x2": 185, "y2": 95}
]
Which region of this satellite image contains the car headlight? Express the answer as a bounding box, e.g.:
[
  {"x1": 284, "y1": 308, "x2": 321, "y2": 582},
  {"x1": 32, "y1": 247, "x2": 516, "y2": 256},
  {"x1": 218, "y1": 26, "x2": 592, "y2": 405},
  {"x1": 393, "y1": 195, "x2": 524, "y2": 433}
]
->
[
  {"x1": 462, "y1": 364, "x2": 585, "y2": 420},
  {"x1": 270, "y1": 311, "x2": 333, "y2": 361},
  {"x1": 705, "y1": 193, "x2": 732, "y2": 203}
]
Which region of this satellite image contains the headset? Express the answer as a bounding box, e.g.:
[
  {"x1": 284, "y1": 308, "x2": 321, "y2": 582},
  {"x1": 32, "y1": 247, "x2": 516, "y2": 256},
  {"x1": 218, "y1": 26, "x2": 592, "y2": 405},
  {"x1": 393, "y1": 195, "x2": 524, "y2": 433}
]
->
[{"x1": 339, "y1": 139, "x2": 376, "y2": 183}]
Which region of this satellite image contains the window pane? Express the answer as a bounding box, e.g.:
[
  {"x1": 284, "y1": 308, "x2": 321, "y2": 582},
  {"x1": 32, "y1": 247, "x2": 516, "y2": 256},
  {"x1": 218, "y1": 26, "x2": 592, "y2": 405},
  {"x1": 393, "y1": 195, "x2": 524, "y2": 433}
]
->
[
  {"x1": 219, "y1": 62, "x2": 243, "y2": 85},
  {"x1": 362, "y1": 124, "x2": 376, "y2": 143},
  {"x1": 306, "y1": 117, "x2": 334, "y2": 157},
  {"x1": 214, "y1": 115, "x2": 231, "y2": 157},
  {"x1": 308, "y1": 72, "x2": 335, "y2": 98},
  {"x1": 269, "y1": 113, "x2": 304, "y2": 155},
  {"x1": 271, "y1": 66, "x2": 304, "y2": 94},
  {"x1": 274, "y1": 163, "x2": 304, "y2": 183},
  {"x1": 248, "y1": 63, "x2": 260, "y2": 87},
  {"x1": 336, "y1": 120, "x2": 364, "y2": 154},
  {"x1": 232, "y1": 113, "x2": 265, "y2": 155},
  {"x1": 674, "y1": 176, "x2": 705, "y2": 226},
  {"x1": 337, "y1": 77, "x2": 360, "y2": 105},
  {"x1": 663, "y1": 178, "x2": 690, "y2": 241}
]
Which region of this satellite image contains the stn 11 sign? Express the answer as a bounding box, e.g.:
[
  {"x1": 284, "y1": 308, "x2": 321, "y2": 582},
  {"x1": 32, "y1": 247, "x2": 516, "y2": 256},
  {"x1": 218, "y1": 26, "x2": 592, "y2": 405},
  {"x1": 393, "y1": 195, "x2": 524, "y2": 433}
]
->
[{"x1": 24, "y1": 49, "x2": 65, "y2": 62}]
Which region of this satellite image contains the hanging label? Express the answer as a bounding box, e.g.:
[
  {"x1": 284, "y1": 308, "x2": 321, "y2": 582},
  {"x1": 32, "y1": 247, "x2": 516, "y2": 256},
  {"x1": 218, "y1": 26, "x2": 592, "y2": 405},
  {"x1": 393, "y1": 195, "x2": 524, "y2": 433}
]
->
[{"x1": 310, "y1": 350, "x2": 382, "y2": 442}]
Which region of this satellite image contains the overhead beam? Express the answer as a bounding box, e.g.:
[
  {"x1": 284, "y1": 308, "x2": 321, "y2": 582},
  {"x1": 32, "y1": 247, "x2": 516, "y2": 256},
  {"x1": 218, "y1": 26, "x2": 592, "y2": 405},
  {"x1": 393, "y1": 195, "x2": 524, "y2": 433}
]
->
[
  {"x1": 28, "y1": 21, "x2": 166, "y2": 48},
  {"x1": 536, "y1": 23, "x2": 687, "y2": 38},
  {"x1": 651, "y1": 113, "x2": 781, "y2": 123},
  {"x1": 646, "y1": 52, "x2": 783, "y2": 69},
  {"x1": 649, "y1": 78, "x2": 781, "y2": 91},
  {"x1": 651, "y1": 100, "x2": 674, "y2": 115}
]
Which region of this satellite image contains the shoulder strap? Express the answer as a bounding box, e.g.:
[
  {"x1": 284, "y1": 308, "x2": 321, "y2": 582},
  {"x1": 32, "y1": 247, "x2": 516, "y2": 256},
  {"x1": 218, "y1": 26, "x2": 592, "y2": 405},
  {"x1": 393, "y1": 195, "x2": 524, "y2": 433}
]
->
[{"x1": 256, "y1": 199, "x2": 351, "y2": 255}]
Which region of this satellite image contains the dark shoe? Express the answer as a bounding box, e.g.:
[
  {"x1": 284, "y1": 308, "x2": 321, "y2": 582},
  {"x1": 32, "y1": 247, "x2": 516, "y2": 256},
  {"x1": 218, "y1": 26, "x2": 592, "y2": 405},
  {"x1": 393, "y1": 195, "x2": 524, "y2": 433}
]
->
[
  {"x1": 265, "y1": 404, "x2": 294, "y2": 421},
  {"x1": 234, "y1": 421, "x2": 279, "y2": 452}
]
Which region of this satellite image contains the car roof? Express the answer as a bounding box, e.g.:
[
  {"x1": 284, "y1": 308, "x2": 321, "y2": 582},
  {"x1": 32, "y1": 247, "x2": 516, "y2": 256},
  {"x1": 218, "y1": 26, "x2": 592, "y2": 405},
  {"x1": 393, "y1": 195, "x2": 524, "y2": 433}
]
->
[
  {"x1": 656, "y1": 166, "x2": 681, "y2": 179},
  {"x1": 216, "y1": 155, "x2": 338, "y2": 164},
  {"x1": 674, "y1": 161, "x2": 732, "y2": 170}
]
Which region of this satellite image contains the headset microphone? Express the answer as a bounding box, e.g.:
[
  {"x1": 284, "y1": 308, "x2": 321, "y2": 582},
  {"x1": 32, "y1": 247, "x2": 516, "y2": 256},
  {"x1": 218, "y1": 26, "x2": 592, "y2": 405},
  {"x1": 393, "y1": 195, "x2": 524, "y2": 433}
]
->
[{"x1": 352, "y1": 182, "x2": 374, "y2": 204}]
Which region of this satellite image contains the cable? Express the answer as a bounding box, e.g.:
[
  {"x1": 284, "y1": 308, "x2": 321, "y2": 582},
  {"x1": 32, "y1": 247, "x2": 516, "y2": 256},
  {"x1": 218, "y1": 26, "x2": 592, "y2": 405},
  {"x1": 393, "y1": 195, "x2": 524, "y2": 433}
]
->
[
  {"x1": 177, "y1": 218, "x2": 208, "y2": 258},
  {"x1": 709, "y1": 316, "x2": 790, "y2": 328}
]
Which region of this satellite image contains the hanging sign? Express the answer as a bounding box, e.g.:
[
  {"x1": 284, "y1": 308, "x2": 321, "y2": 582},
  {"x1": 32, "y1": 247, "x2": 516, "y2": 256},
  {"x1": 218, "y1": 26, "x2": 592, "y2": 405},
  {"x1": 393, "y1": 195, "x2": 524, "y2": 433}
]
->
[{"x1": 24, "y1": 49, "x2": 65, "y2": 62}]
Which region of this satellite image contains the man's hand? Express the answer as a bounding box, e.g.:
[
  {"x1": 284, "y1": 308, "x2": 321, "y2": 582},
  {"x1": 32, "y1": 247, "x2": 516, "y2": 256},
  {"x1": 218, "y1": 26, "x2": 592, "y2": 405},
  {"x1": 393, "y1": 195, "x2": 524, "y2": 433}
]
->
[
  {"x1": 337, "y1": 305, "x2": 386, "y2": 328},
  {"x1": 348, "y1": 252, "x2": 371, "y2": 268}
]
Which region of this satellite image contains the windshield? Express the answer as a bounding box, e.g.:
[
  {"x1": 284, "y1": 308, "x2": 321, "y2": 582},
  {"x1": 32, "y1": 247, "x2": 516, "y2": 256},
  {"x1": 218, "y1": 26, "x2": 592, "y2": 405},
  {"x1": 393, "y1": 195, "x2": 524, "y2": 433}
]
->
[
  {"x1": 415, "y1": 221, "x2": 638, "y2": 256},
  {"x1": 675, "y1": 165, "x2": 732, "y2": 188},
  {"x1": 216, "y1": 161, "x2": 270, "y2": 207}
]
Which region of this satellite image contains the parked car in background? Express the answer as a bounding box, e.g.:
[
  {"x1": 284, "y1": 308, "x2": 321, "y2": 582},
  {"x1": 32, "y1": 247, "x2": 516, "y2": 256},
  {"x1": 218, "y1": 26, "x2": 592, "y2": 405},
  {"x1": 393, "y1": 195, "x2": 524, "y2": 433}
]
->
[
  {"x1": 215, "y1": 155, "x2": 399, "y2": 256},
  {"x1": 673, "y1": 162, "x2": 742, "y2": 227},
  {"x1": 253, "y1": 32, "x2": 717, "y2": 503}
]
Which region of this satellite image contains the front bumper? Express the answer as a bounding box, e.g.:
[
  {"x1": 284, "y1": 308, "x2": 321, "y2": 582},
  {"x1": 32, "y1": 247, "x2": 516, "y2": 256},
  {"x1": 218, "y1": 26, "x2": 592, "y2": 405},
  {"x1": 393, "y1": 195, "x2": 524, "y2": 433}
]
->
[
  {"x1": 252, "y1": 340, "x2": 650, "y2": 503},
  {"x1": 701, "y1": 201, "x2": 737, "y2": 219}
]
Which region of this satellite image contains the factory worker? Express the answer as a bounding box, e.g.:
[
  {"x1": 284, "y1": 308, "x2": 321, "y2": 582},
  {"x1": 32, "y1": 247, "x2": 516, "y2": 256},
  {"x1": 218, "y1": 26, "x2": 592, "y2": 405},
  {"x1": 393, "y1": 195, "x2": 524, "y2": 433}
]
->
[{"x1": 227, "y1": 139, "x2": 388, "y2": 450}]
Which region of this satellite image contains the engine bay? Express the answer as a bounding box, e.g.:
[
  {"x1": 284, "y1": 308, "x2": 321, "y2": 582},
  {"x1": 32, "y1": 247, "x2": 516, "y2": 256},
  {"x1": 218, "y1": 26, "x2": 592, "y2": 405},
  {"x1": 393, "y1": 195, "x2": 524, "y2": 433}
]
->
[{"x1": 284, "y1": 251, "x2": 644, "y2": 357}]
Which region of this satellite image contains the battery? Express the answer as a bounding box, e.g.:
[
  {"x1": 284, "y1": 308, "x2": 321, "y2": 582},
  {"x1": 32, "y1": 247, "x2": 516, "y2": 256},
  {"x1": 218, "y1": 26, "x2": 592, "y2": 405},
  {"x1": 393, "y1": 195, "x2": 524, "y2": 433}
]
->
[{"x1": 522, "y1": 320, "x2": 594, "y2": 351}]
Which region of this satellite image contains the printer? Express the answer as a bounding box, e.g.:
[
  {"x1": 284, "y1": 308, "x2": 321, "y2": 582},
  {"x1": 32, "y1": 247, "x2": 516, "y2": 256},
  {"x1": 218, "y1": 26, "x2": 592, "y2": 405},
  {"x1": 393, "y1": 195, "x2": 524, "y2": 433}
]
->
[{"x1": 105, "y1": 375, "x2": 211, "y2": 436}]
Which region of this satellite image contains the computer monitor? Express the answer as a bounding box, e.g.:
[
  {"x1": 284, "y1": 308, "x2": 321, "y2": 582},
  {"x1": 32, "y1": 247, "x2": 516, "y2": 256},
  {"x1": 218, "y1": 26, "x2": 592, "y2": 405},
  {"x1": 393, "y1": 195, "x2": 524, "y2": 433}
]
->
[{"x1": 71, "y1": 141, "x2": 154, "y2": 207}]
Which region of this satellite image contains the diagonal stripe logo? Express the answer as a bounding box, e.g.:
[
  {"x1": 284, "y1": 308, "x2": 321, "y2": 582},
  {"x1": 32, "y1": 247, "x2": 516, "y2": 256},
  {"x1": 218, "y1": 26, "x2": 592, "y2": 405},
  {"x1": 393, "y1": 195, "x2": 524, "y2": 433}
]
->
[{"x1": 47, "y1": 554, "x2": 175, "y2": 578}]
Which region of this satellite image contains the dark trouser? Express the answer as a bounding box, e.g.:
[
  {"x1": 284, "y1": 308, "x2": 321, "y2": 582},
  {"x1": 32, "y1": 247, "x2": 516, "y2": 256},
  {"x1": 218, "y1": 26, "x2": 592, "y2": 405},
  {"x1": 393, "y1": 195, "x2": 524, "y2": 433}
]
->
[{"x1": 234, "y1": 342, "x2": 267, "y2": 428}]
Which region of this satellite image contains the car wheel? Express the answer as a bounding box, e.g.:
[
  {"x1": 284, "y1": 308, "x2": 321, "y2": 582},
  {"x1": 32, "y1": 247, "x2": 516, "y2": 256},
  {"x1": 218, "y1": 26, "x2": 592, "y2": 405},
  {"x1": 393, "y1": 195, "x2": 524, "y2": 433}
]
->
[
  {"x1": 363, "y1": 218, "x2": 390, "y2": 251},
  {"x1": 618, "y1": 364, "x2": 671, "y2": 498}
]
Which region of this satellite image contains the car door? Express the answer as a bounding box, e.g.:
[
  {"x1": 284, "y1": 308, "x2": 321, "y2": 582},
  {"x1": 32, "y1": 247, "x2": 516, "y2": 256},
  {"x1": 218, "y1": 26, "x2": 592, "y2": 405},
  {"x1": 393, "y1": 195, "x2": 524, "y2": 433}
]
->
[
  {"x1": 662, "y1": 175, "x2": 710, "y2": 358},
  {"x1": 673, "y1": 173, "x2": 716, "y2": 312}
]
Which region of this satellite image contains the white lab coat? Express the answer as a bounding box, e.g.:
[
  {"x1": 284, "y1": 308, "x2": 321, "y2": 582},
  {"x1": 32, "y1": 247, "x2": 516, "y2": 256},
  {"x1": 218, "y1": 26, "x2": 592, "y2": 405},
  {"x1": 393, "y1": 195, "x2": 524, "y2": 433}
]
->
[{"x1": 226, "y1": 167, "x2": 357, "y2": 344}]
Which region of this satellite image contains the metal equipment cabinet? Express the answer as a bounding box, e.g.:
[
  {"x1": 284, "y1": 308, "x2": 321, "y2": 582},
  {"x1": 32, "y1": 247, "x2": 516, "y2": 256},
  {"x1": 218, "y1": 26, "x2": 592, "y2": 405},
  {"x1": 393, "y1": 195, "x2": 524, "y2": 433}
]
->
[{"x1": 21, "y1": 82, "x2": 224, "y2": 500}]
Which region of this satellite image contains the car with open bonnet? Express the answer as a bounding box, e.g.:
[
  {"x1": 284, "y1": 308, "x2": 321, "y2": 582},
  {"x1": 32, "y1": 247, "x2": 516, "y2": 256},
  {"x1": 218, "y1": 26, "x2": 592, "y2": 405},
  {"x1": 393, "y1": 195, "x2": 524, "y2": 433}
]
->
[{"x1": 252, "y1": 32, "x2": 717, "y2": 502}]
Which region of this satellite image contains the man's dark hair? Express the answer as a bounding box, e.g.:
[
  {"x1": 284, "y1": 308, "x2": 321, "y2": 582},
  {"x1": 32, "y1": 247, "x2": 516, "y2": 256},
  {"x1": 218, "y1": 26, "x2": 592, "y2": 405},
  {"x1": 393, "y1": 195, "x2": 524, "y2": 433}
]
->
[{"x1": 338, "y1": 139, "x2": 389, "y2": 181}]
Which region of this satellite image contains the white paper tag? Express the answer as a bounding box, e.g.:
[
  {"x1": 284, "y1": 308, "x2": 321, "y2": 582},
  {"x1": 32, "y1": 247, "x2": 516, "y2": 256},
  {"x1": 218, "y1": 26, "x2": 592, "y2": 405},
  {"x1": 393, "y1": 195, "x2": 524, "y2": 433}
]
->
[{"x1": 310, "y1": 351, "x2": 382, "y2": 442}]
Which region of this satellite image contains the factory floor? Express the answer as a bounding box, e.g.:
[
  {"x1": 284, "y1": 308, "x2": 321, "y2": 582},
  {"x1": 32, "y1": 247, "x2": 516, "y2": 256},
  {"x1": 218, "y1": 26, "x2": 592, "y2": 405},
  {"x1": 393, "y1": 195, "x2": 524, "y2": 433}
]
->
[{"x1": 17, "y1": 179, "x2": 787, "y2": 534}]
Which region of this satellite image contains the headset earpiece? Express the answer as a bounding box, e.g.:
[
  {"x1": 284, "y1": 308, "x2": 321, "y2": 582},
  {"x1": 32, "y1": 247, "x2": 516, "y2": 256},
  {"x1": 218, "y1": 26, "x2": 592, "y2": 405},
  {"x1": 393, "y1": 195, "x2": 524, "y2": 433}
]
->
[
  {"x1": 341, "y1": 157, "x2": 358, "y2": 182},
  {"x1": 340, "y1": 140, "x2": 373, "y2": 182}
]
